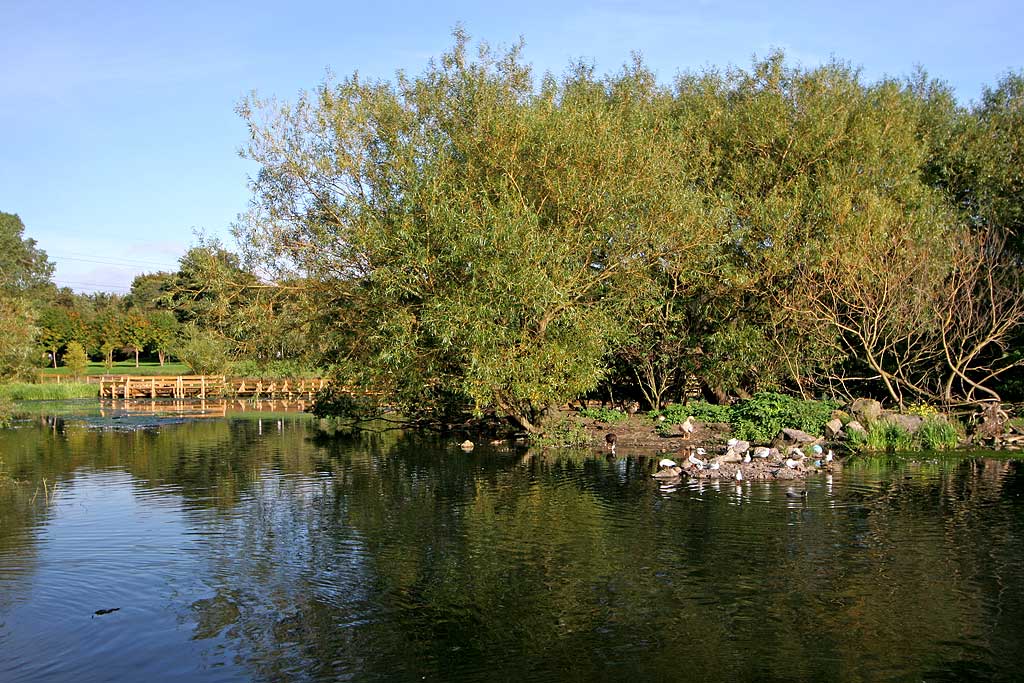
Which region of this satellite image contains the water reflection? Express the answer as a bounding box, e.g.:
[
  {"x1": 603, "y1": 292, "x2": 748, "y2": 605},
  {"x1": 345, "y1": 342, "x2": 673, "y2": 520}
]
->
[{"x1": 1, "y1": 413, "x2": 1022, "y2": 682}]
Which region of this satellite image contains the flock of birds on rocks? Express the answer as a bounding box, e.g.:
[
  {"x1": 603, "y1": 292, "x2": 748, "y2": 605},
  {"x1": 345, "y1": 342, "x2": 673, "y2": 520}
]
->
[{"x1": 605, "y1": 429, "x2": 836, "y2": 482}]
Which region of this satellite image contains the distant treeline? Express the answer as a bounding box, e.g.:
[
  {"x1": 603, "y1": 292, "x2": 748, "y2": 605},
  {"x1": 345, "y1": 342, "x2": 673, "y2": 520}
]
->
[{"x1": 4, "y1": 32, "x2": 1024, "y2": 432}]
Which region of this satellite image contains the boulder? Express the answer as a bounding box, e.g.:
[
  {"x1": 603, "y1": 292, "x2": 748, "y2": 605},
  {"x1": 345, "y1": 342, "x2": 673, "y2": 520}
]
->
[
  {"x1": 775, "y1": 428, "x2": 818, "y2": 446},
  {"x1": 830, "y1": 409, "x2": 851, "y2": 424},
  {"x1": 885, "y1": 414, "x2": 923, "y2": 434},
  {"x1": 850, "y1": 398, "x2": 882, "y2": 424},
  {"x1": 732, "y1": 440, "x2": 750, "y2": 454},
  {"x1": 845, "y1": 420, "x2": 866, "y2": 435},
  {"x1": 824, "y1": 418, "x2": 844, "y2": 438}
]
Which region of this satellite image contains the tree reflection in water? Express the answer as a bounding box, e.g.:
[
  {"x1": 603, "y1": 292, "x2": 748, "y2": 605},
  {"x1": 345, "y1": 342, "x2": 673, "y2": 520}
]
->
[{"x1": 0, "y1": 412, "x2": 1022, "y2": 681}]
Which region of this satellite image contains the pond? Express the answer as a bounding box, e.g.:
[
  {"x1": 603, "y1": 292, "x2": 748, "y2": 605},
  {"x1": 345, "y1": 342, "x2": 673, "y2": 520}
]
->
[{"x1": 1, "y1": 402, "x2": 1023, "y2": 682}]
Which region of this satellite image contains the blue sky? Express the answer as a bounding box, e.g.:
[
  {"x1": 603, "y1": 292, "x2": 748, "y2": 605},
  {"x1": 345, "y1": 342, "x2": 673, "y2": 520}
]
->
[{"x1": 2, "y1": 0, "x2": 1020, "y2": 293}]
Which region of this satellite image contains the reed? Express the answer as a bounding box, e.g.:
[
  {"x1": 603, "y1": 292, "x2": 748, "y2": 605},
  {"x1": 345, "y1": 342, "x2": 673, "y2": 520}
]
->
[{"x1": 0, "y1": 382, "x2": 99, "y2": 401}]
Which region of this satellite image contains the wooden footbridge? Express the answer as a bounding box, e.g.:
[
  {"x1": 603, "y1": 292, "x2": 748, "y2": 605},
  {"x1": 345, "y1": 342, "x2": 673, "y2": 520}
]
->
[{"x1": 96, "y1": 375, "x2": 329, "y2": 400}]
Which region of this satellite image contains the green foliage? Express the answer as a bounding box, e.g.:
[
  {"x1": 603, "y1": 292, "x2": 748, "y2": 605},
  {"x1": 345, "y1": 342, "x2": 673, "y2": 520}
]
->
[
  {"x1": 41, "y1": 360, "x2": 193, "y2": 376},
  {"x1": 531, "y1": 418, "x2": 589, "y2": 448},
  {"x1": 0, "y1": 297, "x2": 39, "y2": 381},
  {"x1": 0, "y1": 396, "x2": 12, "y2": 427},
  {"x1": 578, "y1": 407, "x2": 628, "y2": 424},
  {"x1": 230, "y1": 359, "x2": 320, "y2": 379},
  {"x1": 0, "y1": 212, "x2": 54, "y2": 298},
  {"x1": 656, "y1": 401, "x2": 732, "y2": 425},
  {"x1": 237, "y1": 33, "x2": 714, "y2": 433},
  {"x1": 0, "y1": 383, "x2": 98, "y2": 401},
  {"x1": 916, "y1": 417, "x2": 962, "y2": 450},
  {"x1": 848, "y1": 415, "x2": 963, "y2": 452},
  {"x1": 173, "y1": 327, "x2": 232, "y2": 375},
  {"x1": 853, "y1": 421, "x2": 916, "y2": 452},
  {"x1": 63, "y1": 341, "x2": 88, "y2": 378},
  {"x1": 145, "y1": 310, "x2": 180, "y2": 364},
  {"x1": 730, "y1": 392, "x2": 837, "y2": 443}
]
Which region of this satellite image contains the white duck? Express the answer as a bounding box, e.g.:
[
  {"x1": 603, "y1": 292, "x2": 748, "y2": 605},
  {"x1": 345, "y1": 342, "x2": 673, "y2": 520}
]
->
[{"x1": 659, "y1": 458, "x2": 678, "y2": 468}]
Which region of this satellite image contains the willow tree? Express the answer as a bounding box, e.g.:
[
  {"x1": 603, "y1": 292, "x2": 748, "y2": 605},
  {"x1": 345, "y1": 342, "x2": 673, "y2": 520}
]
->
[{"x1": 236, "y1": 34, "x2": 712, "y2": 431}]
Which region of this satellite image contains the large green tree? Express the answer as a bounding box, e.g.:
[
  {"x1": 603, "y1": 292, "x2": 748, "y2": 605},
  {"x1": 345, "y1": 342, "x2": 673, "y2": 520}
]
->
[
  {"x1": 0, "y1": 212, "x2": 54, "y2": 298},
  {"x1": 238, "y1": 35, "x2": 713, "y2": 431}
]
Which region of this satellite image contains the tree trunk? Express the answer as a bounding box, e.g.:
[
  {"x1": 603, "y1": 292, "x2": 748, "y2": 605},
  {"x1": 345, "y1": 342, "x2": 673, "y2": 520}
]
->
[
  {"x1": 497, "y1": 399, "x2": 544, "y2": 434},
  {"x1": 52, "y1": 351, "x2": 57, "y2": 369},
  {"x1": 135, "y1": 348, "x2": 139, "y2": 367},
  {"x1": 700, "y1": 382, "x2": 729, "y2": 405},
  {"x1": 158, "y1": 351, "x2": 165, "y2": 366}
]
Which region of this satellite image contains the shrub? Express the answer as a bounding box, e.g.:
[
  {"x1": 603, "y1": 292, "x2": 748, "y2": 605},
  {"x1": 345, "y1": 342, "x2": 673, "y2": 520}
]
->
[
  {"x1": 578, "y1": 407, "x2": 628, "y2": 423},
  {"x1": 174, "y1": 328, "x2": 231, "y2": 375},
  {"x1": 730, "y1": 392, "x2": 837, "y2": 443},
  {"x1": 657, "y1": 401, "x2": 732, "y2": 425},
  {"x1": 63, "y1": 341, "x2": 88, "y2": 379}
]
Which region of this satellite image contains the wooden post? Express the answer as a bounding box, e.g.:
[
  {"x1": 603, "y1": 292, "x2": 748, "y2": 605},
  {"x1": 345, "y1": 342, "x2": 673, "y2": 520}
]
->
[
  {"x1": 150, "y1": 377, "x2": 156, "y2": 399},
  {"x1": 200, "y1": 375, "x2": 206, "y2": 399}
]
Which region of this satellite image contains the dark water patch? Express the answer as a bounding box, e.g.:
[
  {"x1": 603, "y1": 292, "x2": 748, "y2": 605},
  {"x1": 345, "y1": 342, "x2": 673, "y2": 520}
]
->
[{"x1": 1, "y1": 414, "x2": 1023, "y2": 681}]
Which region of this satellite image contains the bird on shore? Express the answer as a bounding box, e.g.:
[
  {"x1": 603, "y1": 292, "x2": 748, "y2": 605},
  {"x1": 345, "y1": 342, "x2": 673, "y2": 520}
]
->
[
  {"x1": 688, "y1": 453, "x2": 706, "y2": 469},
  {"x1": 742, "y1": 453, "x2": 751, "y2": 463},
  {"x1": 659, "y1": 458, "x2": 678, "y2": 468},
  {"x1": 785, "y1": 458, "x2": 800, "y2": 469},
  {"x1": 680, "y1": 416, "x2": 695, "y2": 436},
  {"x1": 708, "y1": 462, "x2": 721, "y2": 470},
  {"x1": 605, "y1": 432, "x2": 617, "y2": 453},
  {"x1": 735, "y1": 469, "x2": 743, "y2": 481},
  {"x1": 825, "y1": 449, "x2": 834, "y2": 463},
  {"x1": 753, "y1": 447, "x2": 770, "y2": 459}
]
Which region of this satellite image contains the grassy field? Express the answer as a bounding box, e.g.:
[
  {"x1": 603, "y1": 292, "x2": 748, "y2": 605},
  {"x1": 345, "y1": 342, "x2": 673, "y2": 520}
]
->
[
  {"x1": 39, "y1": 361, "x2": 193, "y2": 377},
  {"x1": 0, "y1": 383, "x2": 99, "y2": 400}
]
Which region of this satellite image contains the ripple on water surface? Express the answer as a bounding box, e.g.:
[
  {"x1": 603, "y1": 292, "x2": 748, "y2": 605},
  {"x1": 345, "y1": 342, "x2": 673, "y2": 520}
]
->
[{"x1": 1, "y1": 418, "x2": 1023, "y2": 682}]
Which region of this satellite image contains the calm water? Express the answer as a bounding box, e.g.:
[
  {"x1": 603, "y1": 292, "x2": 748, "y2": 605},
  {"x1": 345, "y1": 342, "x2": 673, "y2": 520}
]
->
[{"x1": 1, "y1": 402, "x2": 1023, "y2": 682}]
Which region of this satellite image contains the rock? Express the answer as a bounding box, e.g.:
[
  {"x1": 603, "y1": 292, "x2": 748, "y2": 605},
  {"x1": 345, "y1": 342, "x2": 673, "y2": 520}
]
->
[
  {"x1": 652, "y1": 466, "x2": 683, "y2": 479},
  {"x1": 776, "y1": 428, "x2": 817, "y2": 446},
  {"x1": 830, "y1": 409, "x2": 850, "y2": 423},
  {"x1": 850, "y1": 398, "x2": 882, "y2": 424},
  {"x1": 824, "y1": 418, "x2": 844, "y2": 438},
  {"x1": 732, "y1": 440, "x2": 750, "y2": 454},
  {"x1": 885, "y1": 414, "x2": 923, "y2": 434},
  {"x1": 845, "y1": 420, "x2": 866, "y2": 435}
]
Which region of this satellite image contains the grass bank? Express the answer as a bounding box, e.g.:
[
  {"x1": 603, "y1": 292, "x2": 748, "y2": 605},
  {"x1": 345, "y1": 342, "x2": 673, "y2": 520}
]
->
[
  {"x1": 39, "y1": 361, "x2": 192, "y2": 377},
  {"x1": 0, "y1": 383, "x2": 99, "y2": 401}
]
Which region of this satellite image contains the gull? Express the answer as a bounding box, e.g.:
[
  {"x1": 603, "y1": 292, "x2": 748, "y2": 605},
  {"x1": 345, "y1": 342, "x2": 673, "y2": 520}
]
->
[
  {"x1": 825, "y1": 449, "x2": 834, "y2": 463},
  {"x1": 785, "y1": 458, "x2": 800, "y2": 469},
  {"x1": 742, "y1": 453, "x2": 751, "y2": 463},
  {"x1": 753, "y1": 447, "x2": 770, "y2": 458},
  {"x1": 708, "y1": 462, "x2": 721, "y2": 470},
  {"x1": 688, "y1": 453, "x2": 706, "y2": 469},
  {"x1": 735, "y1": 469, "x2": 743, "y2": 481},
  {"x1": 659, "y1": 458, "x2": 678, "y2": 468}
]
